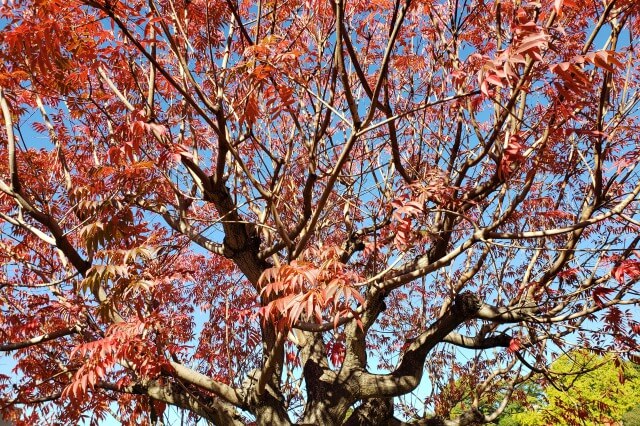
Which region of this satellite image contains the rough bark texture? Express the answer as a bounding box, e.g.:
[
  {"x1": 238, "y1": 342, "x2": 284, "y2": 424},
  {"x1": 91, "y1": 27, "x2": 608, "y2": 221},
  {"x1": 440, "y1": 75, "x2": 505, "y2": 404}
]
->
[{"x1": 343, "y1": 398, "x2": 394, "y2": 426}]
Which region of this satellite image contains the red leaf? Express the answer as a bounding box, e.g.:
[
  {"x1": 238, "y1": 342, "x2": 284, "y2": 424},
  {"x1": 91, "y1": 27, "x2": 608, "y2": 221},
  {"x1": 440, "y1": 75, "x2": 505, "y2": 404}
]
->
[
  {"x1": 499, "y1": 135, "x2": 525, "y2": 179},
  {"x1": 327, "y1": 341, "x2": 345, "y2": 367},
  {"x1": 612, "y1": 260, "x2": 640, "y2": 284},
  {"x1": 592, "y1": 286, "x2": 615, "y2": 307},
  {"x1": 508, "y1": 337, "x2": 521, "y2": 353}
]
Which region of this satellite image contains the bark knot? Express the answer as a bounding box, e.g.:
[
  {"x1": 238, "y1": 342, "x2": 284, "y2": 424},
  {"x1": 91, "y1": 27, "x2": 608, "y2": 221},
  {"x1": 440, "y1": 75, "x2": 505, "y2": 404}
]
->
[{"x1": 453, "y1": 291, "x2": 482, "y2": 317}]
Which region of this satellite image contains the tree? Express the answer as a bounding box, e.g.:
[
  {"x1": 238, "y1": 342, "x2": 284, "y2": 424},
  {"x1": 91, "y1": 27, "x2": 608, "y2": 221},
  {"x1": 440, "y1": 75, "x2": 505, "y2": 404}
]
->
[
  {"x1": 499, "y1": 351, "x2": 640, "y2": 426},
  {"x1": 0, "y1": 0, "x2": 639, "y2": 424},
  {"x1": 542, "y1": 351, "x2": 640, "y2": 425},
  {"x1": 622, "y1": 404, "x2": 640, "y2": 426}
]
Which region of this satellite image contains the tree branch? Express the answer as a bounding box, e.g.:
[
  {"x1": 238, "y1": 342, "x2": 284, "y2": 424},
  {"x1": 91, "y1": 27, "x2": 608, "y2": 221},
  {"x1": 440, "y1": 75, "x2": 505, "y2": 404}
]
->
[
  {"x1": 352, "y1": 292, "x2": 482, "y2": 398},
  {"x1": 442, "y1": 331, "x2": 511, "y2": 350},
  {"x1": 0, "y1": 326, "x2": 79, "y2": 352},
  {"x1": 169, "y1": 361, "x2": 244, "y2": 407},
  {"x1": 99, "y1": 380, "x2": 245, "y2": 425}
]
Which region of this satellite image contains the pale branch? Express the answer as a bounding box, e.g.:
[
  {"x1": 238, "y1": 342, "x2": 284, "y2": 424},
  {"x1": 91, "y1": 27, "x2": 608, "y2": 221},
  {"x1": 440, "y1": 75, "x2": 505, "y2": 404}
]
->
[
  {"x1": 217, "y1": 126, "x2": 273, "y2": 199},
  {"x1": 333, "y1": 0, "x2": 361, "y2": 128},
  {"x1": 0, "y1": 210, "x2": 56, "y2": 246},
  {"x1": 0, "y1": 87, "x2": 18, "y2": 192},
  {"x1": 541, "y1": 297, "x2": 640, "y2": 324},
  {"x1": 158, "y1": 208, "x2": 225, "y2": 256},
  {"x1": 381, "y1": 176, "x2": 640, "y2": 298},
  {"x1": 98, "y1": 380, "x2": 245, "y2": 425},
  {"x1": 1, "y1": 392, "x2": 63, "y2": 406},
  {"x1": 442, "y1": 331, "x2": 512, "y2": 350},
  {"x1": 0, "y1": 196, "x2": 121, "y2": 321},
  {"x1": 84, "y1": 0, "x2": 222, "y2": 135},
  {"x1": 308, "y1": 60, "x2": 338, "y2": 163},
  {"x1": 300, "y1": 84, "x2": 352, "y2": 127},
  {"x1": 97, "y1": 66, "x2": 136, "y2": 112},
  {"x1": 0, "y1": 97, "x2": 123, "y2": 324},
  {"x1": 0, "y1": 326, "x2": 79, "y2": 352},
  {"x1": 482, "y1": 367, "x2": 528, "y2": 423},
  {"x1": 476, "y1": 357, "x2": 520, "y2": 398},
  {"x1": 0, "y1": 110, "x2": 92, "y2": 279},
  {"x1": 148, "y1": 0, "x2": 221, "y2": 117},
  {"x1": 169, "y1": 361, "x2": 244, "y2": 407},
  {"x1": 476, "y1": 303, "x2": 537, "y2": 323},
  {"x1": 0, "y1": 184, "x2": 91, "y2": 277},
  {"x1": 484, "y1": 177, "x2": 640, "y2": 240},
  {"x1": 356, "y1": 90, "x2": 482, "y2": 137},
  {"x1": 292, "y1": 0, "x2": 420, "y2": 259},
  {"x1": 292, "y1": 132, "x2": 359, "y2": 259},
  {"x1": 362, "y1": 0, "x2": 411, "y2": 128},
  {"x1": 351, "y1": 292, "x2": 482, "y2": 399},
  {"x1": 256, "y1": 331, "x2": 286, "y2": 397},
  {"x1": 380, "y1": 234, "x2": 479, "y2": 292},
  {"x1": 294, "y1": 291, "x2": 529, "y2": 336},
  {"x1": 0, "y1": 271, "x2": 80, "y2": 289}
]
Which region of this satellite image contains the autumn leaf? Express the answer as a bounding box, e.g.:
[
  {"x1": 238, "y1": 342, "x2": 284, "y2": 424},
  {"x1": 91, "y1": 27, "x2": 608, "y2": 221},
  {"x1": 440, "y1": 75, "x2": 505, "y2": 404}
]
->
[
  {"x1": 592, "y1": 286, "x2": 615, "y2": 308},
  {"x1": 508, "y1": 337, "x2": 522, "y2": 354},
  {"x1": 612, "y1": 260, "x2": 640, "y2": 284}
]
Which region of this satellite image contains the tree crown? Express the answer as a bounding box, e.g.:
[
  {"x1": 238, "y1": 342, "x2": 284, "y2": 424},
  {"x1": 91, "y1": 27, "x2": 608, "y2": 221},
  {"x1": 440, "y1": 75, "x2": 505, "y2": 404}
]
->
[{"x1": 1, "y1": 0, "x2": 640, "y2": 424}]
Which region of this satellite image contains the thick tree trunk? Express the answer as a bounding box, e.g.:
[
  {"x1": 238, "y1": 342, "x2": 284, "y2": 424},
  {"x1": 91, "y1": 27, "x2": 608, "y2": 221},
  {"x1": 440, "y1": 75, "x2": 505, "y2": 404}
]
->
[{"x1": 343, "y1": 398, "x2": 394, "y2": 426}]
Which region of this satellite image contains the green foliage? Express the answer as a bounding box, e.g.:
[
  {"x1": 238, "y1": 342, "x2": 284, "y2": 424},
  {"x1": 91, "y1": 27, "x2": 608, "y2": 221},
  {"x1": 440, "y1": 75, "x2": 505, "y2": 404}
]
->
[
  {"x1": 622, "y1": 404, "x2": 640, "y2": 425},
  {"x1": 502, "y1": 410, "x2": 545, "y2": 426},
  {"x1": 497, "y1": 396, "x2": 545, "y2": 426},
  {"x1": 543, "y1": 351, "x2": 640, "y2": 425},
  {"x1": 498, "y1": 351, "x2": 640, "y2": 426}
]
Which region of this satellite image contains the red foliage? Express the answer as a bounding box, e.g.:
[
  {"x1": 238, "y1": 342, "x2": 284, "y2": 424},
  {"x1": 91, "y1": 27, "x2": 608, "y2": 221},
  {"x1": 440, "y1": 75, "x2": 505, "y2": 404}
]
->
[{"x1": 0, "y1": 0, "x2": 639, "y2": 424}]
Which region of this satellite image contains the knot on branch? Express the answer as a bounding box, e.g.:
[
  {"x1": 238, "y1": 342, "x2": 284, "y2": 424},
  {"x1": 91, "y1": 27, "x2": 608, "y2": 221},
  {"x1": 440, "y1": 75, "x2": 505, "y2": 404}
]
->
[
  {"x1": 223, "y1": 231, "x2": 261, "y2": 257},
  {"x1": 453, "y1": 291, "x2": 482, "y2": 317}
]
